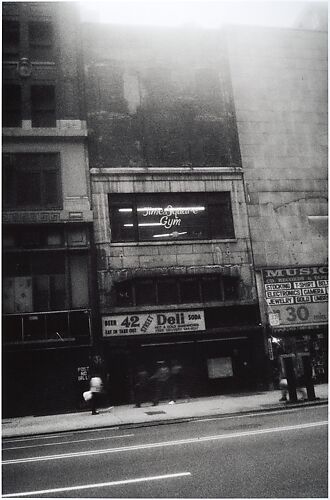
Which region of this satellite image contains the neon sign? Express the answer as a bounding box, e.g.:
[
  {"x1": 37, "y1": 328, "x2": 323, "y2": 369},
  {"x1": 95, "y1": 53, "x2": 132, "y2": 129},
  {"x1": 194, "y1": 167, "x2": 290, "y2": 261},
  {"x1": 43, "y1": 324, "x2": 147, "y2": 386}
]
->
[{"x1": 141, "y1": 205, "x2": 205, "y2": 230}]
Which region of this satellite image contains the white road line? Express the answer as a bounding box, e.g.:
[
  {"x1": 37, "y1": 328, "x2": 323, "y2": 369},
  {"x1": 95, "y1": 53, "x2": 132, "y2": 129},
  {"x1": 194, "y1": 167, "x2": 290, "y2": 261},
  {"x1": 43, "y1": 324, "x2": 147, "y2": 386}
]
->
[
  {"x1": 3, "y1": 420, "x2": 327, "y2": 465},
  {"x1": 2, "y1": 472, "x2": 192, "y2": 497},
  {"x1": 3, "y1": 434, "x2": 134, "y2": 451},
  {"x1": 191, "y1": 404, "x2": 328, "y2": 423},
  {"x1": 3, "y1": 426, "x2": 121, "y2": 443}
]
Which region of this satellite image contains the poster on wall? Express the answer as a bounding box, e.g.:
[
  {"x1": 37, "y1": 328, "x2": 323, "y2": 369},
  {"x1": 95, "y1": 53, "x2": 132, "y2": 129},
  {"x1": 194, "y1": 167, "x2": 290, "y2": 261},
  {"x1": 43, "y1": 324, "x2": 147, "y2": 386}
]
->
[
  {"x1": 207, "y1": 357, "x2": 233, "y2": 379},
  {"x1": 262, "y1": 266, "x2": 328, "y2": 329},
  {"x1": 102, "y1": 310, "x2": 205, "y2": 336}
]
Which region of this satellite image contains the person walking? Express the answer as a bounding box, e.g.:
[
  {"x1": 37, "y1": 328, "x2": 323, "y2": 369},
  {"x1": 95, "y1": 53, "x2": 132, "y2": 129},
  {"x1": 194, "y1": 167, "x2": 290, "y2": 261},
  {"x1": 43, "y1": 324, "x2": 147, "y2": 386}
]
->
[
  {"x1": 169, "y1": 359, "x2": 183, "y2": 403},
  {"x1": 89, "y1": 374, "x2": 103, "y2": 415},
  {"x1": 151, "y1": 361, "x2": 170, "y2": 406},
  {"x1": 134, "y1": 365, "x2": 149, "y2": 407}
]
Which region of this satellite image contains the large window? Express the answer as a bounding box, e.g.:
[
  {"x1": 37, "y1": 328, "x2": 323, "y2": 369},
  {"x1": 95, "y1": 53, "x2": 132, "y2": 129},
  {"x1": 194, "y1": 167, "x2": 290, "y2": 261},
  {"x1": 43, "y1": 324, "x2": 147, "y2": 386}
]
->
[
  {"x1": 31, "y1": 85, "x2": 56, "y2": 127},
  {"x1": 3, "y1": 18, "x2": 56, "y2": 128},
  {"x1": 109, "y1": 192, "x2": 235, "y2": 242},
  {"x1": 115, "y1": 274, "x2": 239, "y2": 307},
  {"x1": 3, "y1": 153, "x2": 61, "y2": 209},
  {"x1": 2, "y1": 245, "x2": 91, "y2": 343},
  {"x1": 29, "y1": 21, "x2": 54, "y2": 61},
  {"x1": 2, "y1": 84, "x2": 56, "y2": 128},
  {"x1": 2, "y1": 225, "x2": 90, "y2": 317},
  {"x1": 2, "y1": 310, "x2": 91, "y2": 344},
  {"x1": 2, "y1": 85, "x2": 22, "y2": 127},
  {"x1": 3, "y1": 19, "x2": 54, "y2": 62},
  {"x1": 3, "y1": 253, "x2": 66, "y2": 313},
  {"x1": 2, "y1": 20, "x2": 20, "y2": 60}
]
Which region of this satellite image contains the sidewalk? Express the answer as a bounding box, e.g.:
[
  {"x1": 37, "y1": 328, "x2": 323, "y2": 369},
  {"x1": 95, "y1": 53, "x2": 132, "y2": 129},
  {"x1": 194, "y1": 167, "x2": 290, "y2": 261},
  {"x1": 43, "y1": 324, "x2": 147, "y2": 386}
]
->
[{"x1": 2, "y1": 384, "x2": 328, "y2": 439}]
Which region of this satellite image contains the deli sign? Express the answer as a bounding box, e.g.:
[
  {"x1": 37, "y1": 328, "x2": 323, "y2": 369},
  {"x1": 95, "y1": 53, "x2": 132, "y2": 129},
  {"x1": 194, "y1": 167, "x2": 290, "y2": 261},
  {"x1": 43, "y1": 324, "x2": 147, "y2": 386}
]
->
[
  {"x1": 102, "y1": 310, "x2": 205, "y2": 336},
  {"x1": 262, "y1": 266, "x2": 328, "y2": 328}
]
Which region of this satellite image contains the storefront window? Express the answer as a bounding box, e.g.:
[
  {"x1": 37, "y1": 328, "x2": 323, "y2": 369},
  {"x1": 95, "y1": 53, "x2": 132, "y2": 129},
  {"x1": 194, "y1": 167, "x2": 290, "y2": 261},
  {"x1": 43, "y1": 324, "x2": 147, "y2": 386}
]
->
[
  {"x1": 115, "y1": 274, "x2": 239, "y2": 307},
  {"x1": 180, "y1": 278, "x2": 201, "y2": 303},
  {"x1": 157, "y1": 279, "x2": 178, "y2": 304},
  {"x1": 135, "y1": 279, "x2": 155, "y2": 306},
  {"x1": 116, "y1": 281, "x2": 134, "y2": 307},
  {"x1": 223, "y1": 277, "x2": 240, "y2": 300},
  {"x1": 109, "y1": 192, "x2": 235, "y2": 242},
  {"x1": 202, "y1": 276, "x2": 223, "y2": 302}
]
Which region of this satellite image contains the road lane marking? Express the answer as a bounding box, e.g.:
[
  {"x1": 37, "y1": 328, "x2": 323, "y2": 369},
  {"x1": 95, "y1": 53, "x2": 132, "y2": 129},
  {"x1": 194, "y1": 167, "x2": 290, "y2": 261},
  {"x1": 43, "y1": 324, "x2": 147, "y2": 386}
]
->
[
  {"x1": 2, "y1": 472, "x2": 192, "y2": 497},
  {"x1": 3, "y1": 434, "x2": 134, "y2": 451},
  {"x1": 3, "y1": 420, "x2": 327, "y2": 465}
]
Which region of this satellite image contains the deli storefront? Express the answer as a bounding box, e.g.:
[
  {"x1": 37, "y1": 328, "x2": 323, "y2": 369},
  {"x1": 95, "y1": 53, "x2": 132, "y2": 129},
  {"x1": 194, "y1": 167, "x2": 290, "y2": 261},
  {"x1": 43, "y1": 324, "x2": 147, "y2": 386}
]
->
[
  {"x1": 100, "y1": 304, "x2": 266, "y2": 405},
  {"x1": 262, "y1": 265, "x2": 328, "y2": 385}
]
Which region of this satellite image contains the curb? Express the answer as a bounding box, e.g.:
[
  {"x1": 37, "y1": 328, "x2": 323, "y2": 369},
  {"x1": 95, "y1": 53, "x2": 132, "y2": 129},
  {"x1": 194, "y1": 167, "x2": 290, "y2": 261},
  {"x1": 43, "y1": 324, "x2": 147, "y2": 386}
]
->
[
  {"x1": 119, "y1": 397, "x2": 328, "y2": 430},
  {"x1": 3, "y1": 398, "x2": 327, "y2": 439}
]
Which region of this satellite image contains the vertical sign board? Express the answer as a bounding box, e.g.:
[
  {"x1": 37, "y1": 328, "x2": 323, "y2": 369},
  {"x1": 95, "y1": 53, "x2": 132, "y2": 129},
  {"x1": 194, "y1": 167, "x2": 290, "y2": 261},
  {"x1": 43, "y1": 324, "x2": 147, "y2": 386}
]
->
[{"x1": 262, "y1": 266, "x2": 328, "y2": 329}]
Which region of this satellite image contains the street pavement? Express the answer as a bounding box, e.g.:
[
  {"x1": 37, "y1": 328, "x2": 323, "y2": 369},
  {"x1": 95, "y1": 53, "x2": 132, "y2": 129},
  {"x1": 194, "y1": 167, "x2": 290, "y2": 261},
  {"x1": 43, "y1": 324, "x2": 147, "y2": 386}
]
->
[
  {"x1": 2, "y1": 383, "x2": 328, "y2": 438},
  {"x1": 3, "y1": 406, "x2": 327, "y2": 498}
]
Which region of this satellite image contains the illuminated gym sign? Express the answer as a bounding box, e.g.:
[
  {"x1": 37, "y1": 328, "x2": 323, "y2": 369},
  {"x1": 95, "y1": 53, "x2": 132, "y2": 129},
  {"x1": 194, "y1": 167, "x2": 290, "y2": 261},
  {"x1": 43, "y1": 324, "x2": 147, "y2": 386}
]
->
[
  {"x1": 140, "y1": 205, "x2": 204, "y2": 229},
  {"x1": 262, "y1": 266, "x2": 328, "y2": 329},
  {"x1": 121, "y1": 205, "x2": 205, "y2": 235}
]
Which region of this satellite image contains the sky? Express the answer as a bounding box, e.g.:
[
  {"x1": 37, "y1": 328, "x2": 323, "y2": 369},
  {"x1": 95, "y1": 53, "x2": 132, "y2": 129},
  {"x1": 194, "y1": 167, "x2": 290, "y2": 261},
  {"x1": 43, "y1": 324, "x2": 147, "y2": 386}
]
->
[{"x1": 79, "y1": 0, "x2": 327, "y2": 28}]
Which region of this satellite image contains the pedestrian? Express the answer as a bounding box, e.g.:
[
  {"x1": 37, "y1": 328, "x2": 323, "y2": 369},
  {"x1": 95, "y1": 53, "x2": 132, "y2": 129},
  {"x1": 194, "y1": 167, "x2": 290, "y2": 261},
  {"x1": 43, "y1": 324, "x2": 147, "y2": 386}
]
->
[
  {"x1": 278, "y1": 353, "x2": 307, "y2": 402},
  {"x1": 134, "y1": 365, "x2": 149, "y2": 407},
  {"x1": 150, "y1": 360, "x2": 170, "y2": 406},
  {"x1": 169, "y1": 359, "x2": 183, "y2": 404},
  {"x1": 89, "y1": 374, "x2": 103, "y2": 415}
]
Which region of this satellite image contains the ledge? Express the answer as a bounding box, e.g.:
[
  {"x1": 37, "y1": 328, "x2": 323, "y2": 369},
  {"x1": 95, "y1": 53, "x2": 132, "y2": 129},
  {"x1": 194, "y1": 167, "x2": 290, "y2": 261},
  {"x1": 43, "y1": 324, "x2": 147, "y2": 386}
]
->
[
  {"x1": 3, "y1": 128, "x2": 87, "y2": 138},
  {"x1": 107, "y1": 300, "x2": 259, "y2": 315},
  {"x1": 90, "y1": 166, "x2": 243, "y2": 176},
  {"x1": 109, "y1": 239, "x2": 238, "y2": 246}
]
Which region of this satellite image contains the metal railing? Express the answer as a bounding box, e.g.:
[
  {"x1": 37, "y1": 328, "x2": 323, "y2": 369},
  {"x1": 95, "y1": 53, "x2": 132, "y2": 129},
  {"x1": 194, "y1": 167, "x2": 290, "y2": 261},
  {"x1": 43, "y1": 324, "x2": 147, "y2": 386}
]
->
[{"x1": 2, "y1": 308, "x2": 92, "y2": 345}]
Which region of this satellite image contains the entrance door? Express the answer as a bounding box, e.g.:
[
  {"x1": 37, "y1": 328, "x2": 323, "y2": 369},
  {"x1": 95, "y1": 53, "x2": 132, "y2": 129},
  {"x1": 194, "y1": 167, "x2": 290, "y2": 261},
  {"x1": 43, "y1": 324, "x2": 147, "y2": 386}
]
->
[{"x1": 138, "y1": 342, "x2": 198, "y2": 399}]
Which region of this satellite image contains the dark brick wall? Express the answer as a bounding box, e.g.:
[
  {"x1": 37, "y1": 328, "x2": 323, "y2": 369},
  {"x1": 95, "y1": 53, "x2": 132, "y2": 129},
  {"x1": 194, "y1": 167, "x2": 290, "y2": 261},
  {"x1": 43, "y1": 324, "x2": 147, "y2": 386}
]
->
[{"x1": 83, "y1": 25, "x2": 242, "y2": 168}]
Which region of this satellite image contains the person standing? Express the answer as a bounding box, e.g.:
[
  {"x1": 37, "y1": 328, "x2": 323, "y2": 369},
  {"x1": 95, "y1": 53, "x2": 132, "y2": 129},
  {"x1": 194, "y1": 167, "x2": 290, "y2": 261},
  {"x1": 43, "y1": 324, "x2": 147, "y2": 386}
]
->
[{"x1": 278, "y1": 353, "x2": 307, "y2": 402}]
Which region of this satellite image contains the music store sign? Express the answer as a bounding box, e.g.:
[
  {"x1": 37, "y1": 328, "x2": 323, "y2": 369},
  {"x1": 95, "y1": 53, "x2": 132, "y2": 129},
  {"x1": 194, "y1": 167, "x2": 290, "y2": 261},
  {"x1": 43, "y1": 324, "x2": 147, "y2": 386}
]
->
[
  {"x1": 102, "y1": 310, "x2": 205, "y2": 336},
  {"x1": 262, "y1": 266, "x2": 328, "y2": 329}
]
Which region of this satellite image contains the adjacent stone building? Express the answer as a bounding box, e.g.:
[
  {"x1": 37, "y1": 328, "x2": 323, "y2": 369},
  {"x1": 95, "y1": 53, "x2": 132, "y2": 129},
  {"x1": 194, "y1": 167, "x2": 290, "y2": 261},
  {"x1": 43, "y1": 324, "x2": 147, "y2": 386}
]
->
[
  {"x1": 2, "y1": 2, "x2": 95, "y2": 416},
  {"x1": 226, "y1": 24, "x2": 328, "y2": 380}
]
